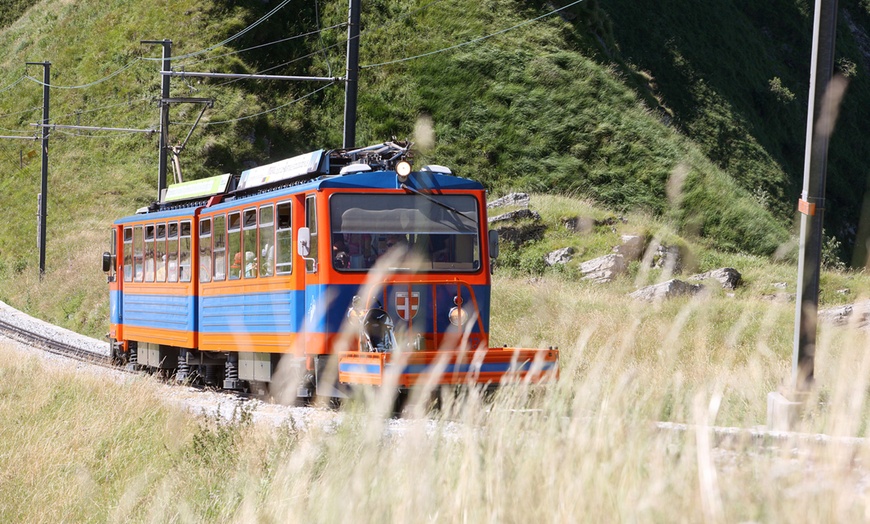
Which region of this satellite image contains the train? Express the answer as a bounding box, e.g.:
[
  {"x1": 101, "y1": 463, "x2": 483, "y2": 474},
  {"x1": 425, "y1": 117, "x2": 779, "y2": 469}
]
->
[{"x1": 102, "y1": 141, "x2": 558, "y2": 400}]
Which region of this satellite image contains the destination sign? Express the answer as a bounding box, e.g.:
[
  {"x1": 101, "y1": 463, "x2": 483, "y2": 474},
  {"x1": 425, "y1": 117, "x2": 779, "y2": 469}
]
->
[{"x1": 238, "y1": 150, "x2": 324, "y2": 190}]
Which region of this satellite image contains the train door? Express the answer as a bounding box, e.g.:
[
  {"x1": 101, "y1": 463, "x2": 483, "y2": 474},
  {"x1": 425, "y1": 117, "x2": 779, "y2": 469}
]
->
[{"x1": 298, "y1": 193, "x2": 325, "y2": 354}]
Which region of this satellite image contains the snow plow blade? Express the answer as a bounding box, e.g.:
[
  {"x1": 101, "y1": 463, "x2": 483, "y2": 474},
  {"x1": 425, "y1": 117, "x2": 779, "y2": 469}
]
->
[{"x1": 338, "y1": 347, "x2": 559, "y2": 387}]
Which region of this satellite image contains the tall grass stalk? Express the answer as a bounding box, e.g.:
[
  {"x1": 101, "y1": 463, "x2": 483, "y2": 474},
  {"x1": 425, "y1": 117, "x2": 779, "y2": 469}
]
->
[{"x1": 4, "y1": 272, "x2": 870, "y2": 521}]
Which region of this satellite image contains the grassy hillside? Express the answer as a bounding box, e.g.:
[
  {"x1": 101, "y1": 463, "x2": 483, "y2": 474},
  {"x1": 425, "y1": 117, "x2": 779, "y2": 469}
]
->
[{"x1": 1, "y1": 0, "x2": 869, "y2": 333}]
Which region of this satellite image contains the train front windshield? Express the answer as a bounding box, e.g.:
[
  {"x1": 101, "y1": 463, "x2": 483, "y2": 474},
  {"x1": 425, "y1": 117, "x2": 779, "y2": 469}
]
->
[{"x1": 329, "y1": 193, "x2": 481, "y2": 272}]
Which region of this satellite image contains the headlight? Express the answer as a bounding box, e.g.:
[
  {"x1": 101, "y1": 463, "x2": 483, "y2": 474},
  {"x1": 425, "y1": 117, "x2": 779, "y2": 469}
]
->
[
  {"x1": 448, "y1": 296, "x2": 469, "y2": 326},
  {"x1": 396, "y1": 161, "x2": 412, "y2": 183}
]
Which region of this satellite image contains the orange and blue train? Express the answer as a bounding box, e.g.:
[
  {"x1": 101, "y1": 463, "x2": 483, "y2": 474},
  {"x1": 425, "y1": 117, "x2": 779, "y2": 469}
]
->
[{"x1": 103, "y1": 142, "x2": 558, "y2": 398}]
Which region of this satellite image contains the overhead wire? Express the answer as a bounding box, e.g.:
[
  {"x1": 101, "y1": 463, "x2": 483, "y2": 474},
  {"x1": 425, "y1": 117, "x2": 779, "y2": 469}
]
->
[
  {"x1": 177, "y1": 22, "x2": 346, "y2": 69},
  {"x1": 189, "y1": 81, "x2": 335, "y2": 126},
  {"x1": 195, "y1": 0, "x2": 448, "y2": 88},
  {"x1": 0, "y1": 76, "x2": 27, "y2": 94},
  {"x1": 149, "y1": 0, "x2": 295, "y2": 62},
  {"x1": 361, "y1": 0, "x2": 586, "y2": 69},
  {"x1": 24, "y1": 58, "x2": 146, "y2": 90},
  {"x1": 52, "y1": 96, "x2": 151, "y2": 120},
  {"x1": 0, "y1": 106, "x2": 41, "y2": 119}
]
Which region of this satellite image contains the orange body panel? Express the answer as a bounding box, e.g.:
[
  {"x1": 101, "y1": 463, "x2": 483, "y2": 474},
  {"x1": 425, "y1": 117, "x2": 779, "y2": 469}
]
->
[
  {"x1": 123, "y1": 325, "x2": 196, "y2": 348},
  {"x1": 338, "y1": 347, "x2": 559, "y2": 387}
]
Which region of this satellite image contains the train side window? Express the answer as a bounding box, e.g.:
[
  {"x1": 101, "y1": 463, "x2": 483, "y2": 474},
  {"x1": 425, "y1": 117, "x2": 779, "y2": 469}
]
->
[
  {"x1": 259, "y1": 205, "x2": 274, "y2": 278},
  {"x1": 228, "y1": 212, "x2": 241, "y2": 280},
  {"x1": 123, "y1": 227, "x2": 133, "y2": 282},
  {"x1": 144, "y1": 224, "x2": 155, "y2": 283},
  {"x1": 305, "y1": 195, "x2": 317, "y2": 272},
  {"x1": 179, "y1": 221, "x2": 191, "y2": 282},
  {"x1": 133, "y1": 226, "x2": 143, "y2": 282},
  {"x1": 199, "y1": 218, "x2": 212, "y2": 283},
  {"x1": 213, "y1": 215, "x2": 226, "y2": 281},
  {"x1": 167, "y1": 222, "x2": 178, "y2": 282},
  {"x1": 275, "y1": 202, "x2": 292, "y2": 275},
  {"x1": 243, "y1": 208, "x2": 258, "y2": 279},
  {"x1": 155, "y1": 224, "x2": 166, "y2": 282}
]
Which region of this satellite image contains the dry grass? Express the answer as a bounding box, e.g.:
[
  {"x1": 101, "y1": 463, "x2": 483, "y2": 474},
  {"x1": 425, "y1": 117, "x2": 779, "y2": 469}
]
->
[{"x1": 4, "y1": 272, "x2": 870, "y2": 522}]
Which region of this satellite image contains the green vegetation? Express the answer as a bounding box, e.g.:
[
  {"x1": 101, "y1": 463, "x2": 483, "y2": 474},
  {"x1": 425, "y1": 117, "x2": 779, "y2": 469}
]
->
[{"x1": 2, "y1": 0, "x2": 848, "y2": 333}]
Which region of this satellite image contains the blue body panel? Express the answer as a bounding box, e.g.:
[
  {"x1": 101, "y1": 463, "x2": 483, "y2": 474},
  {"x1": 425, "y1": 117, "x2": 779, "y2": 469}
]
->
[
  {"x1": 199, "y1": 289, "x2": 304, "y2": 334},
  {"x1": 110, "y1": 289, "x2": 121, "y2": 325},
  {"x1": 301, "y1": 283, "x2": 490, "y2": 335},
  {"x1": 121, "y1": 293, "x2": 196, "y2": 332}
]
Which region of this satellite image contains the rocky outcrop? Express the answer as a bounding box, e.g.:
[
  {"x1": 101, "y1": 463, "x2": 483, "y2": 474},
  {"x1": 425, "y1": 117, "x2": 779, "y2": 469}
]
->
[
  {"x1": 689, "y1": 267, "x2": 742, "y2": 289},
  {"x1": 629, "y1": 279, "x2": 705, "y2": 301},
  {"x1": 580, "y1": 254, "x2": 627, "y2": 283},
  {"x1": 545, "y1": 247, "x2": 575, "y2": 266},
  {"x1": 487, "y1": 192, "x2": 530, "y2": 209},
  {"x1": 613, "y1": 234, "x2": 646, "y2": 261},
  {"x1": 819, "y1": 300, "x2": 870, "y2": 329},
  {"x1": 488, "y1": 208, "x2": 541, "y2": 224},
  {"x1": 649, "y1": 243, "x2": 682, "y2": 273}
]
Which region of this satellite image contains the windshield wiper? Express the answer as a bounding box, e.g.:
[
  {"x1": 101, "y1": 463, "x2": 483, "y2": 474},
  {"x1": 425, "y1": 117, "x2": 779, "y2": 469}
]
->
[{"x1": 400, "y1": 183, "x2": 476, "y2": 223}]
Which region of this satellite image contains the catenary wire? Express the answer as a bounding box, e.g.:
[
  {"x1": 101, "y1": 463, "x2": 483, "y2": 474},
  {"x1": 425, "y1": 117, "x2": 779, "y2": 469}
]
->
[
  {"x1": 0, "y1": 76, "x2": 26, "y2": 94},
  {"x1": 361, "y1": 0, "x2": 585, "y2": 69},
  {"x1": 52, "y1": 96, "x2": 152, "y2": 121},
  {"x1": 192, "y1": 81, "x2": 335, "y2": 126},
  {"x1": 24, "y1": 58, "x2": 146, "y2": 90},
  {"x1": 147, "y1": 0, "x2": 295, "y2": 62},
  {"x1": 177, "y1": 22, "x2": 346, "y2": 69}
]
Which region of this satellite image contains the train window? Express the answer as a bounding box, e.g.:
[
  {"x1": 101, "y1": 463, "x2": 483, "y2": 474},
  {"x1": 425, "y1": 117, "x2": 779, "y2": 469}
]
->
[
  {"x1": 199, "y1": 218, "x2": 212, "y2": 283},
  {"x1": 213, "y1": 215, "x2": 226, "y2": 281},
  {"x1": 305, "y1": 195, "x2": 317, "y2": 272},
  {"x1": 243, "y1": 208, "x2": 258, "y2": 279},
  {"x1": 155, "y1": 224, "x2": 166, "y2": 282},
  {"x1": 144, "y1": 224, "x2": 155, "y2": 282},
  {"x1": 276, "y1": 202, "x2": 292, "y2": 275},
  {"x1": 179, "y1": 221, "x2": 191, "y2": 282},
  {"x1": 133, "y1": 226, "x2": 143, "y2": 282},
  {"x1": 329, "y1": 193, "x2": 481, "y2": 272},
  {"x1": 123, "y1": 227, "x2": 133, "y2": 282},
  {"x1": 228, "y1": 212, "x2": 241, "y2": 280},
  {"x1": 259, "y1": 205, "x2": 274, "y2": 277},
  {"x1": 167, "y1": 222, "x2": 178, "y2": 282}
]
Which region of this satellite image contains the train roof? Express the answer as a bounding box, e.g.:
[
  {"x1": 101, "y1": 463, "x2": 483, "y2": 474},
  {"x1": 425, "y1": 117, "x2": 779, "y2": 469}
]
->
[{"x1": 114, "y1": 142, "x2": 484, "y2": 225}]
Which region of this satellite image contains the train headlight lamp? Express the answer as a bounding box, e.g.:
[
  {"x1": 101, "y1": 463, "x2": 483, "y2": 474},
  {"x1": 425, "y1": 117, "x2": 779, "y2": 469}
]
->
[
  {"x1": 448, "y1": 296, "x2": 469, "y2": 326},
  {"x1": 396, "y1": 161, "x2": 412, "y2": 183}
]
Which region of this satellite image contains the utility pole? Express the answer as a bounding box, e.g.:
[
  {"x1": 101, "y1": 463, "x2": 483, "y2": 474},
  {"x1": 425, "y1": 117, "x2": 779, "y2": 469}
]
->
[
  {"x1": 770, "y1": 0, "x2": 841, "y2": 429},
  {"x1": 793, "y1": 0, "x2": 840, "y2": 393},
  {"x1": 26, "y1": 61, "x2": 50, "y2": 279},
  {"x1": 343, "y1": 0, "x2": 361, "y2": 149},
  {"x1": 142, "y1": 39, "x2": 172, "y2": 198}
]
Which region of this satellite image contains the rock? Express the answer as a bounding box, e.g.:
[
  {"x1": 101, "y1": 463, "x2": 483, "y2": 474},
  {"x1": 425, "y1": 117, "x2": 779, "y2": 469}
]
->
[
  {"x1": 545, "y1": 247, "x2": 575, "y2": 266},
  {"x1": 563, "y1": 216, "x2": 595, "y2": 233},
  {"x1": 819, "y1": 300, "x2": 870, "y2": 329},
  {"x1": 612, "y1": 234, "x2": 646, "y2": 261},
  {"x1": 772, "y1": 282, "x2": 787, "y2": 289},
  {"x1": 580, "y1": 254, "x2": 627, "y2": 283},
  {"x1": 650, "y1": 243, "x2": 682, "y2": 273},
  {"x1": 837, "y1": 288, "x2": 850, "y2": 295},
  {"x1": 488, "y1": 208, "x2": 541, "y2": 224},
  {"x1": 496, "y1": 223, "x2": 546, "y2": 245},
  {"x1": 761, "y1": 293, "x2": 795, "y2": 302},
  {"x1": 487, "y1": 193, "x2": 530, "y2": 209},
  {"x1": 629, "y1": 279, "x2": 705, "y2": 301},
  {"x1": 689, "y1": 267, "x2": 742, "y2": 289}
]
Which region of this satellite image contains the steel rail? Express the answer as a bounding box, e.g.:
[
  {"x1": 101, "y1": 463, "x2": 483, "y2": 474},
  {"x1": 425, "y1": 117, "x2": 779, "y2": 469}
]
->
[{"x1": 0, "y1": 318, "x2": 111, "y2": 366}]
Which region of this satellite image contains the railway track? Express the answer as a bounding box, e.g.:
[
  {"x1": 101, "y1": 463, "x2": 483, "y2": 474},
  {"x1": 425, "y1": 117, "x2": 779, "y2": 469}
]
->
[{"x1": 0, "y1": 317, "x2": 112, "y2": 366}]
